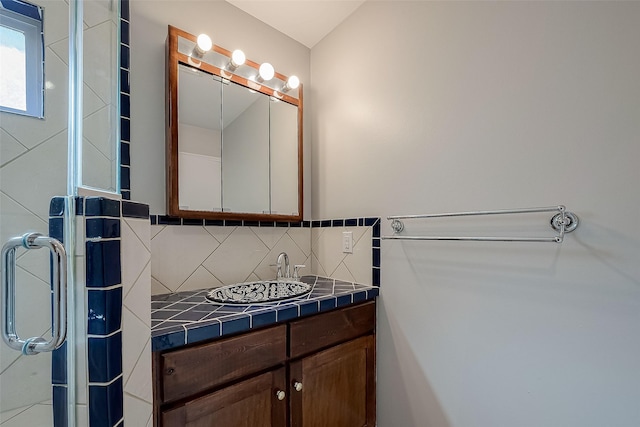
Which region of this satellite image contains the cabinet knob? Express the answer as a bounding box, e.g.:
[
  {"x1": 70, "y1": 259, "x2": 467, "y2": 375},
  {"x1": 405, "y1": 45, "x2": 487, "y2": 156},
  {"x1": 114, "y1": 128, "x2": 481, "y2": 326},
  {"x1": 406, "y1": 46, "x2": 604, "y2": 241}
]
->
[
  {"x1": 294, "y1": 381, "x2": 303, "y2": 392},
  {"x1": 276, "y1": 390, "x2": 286, "y2": 401}
]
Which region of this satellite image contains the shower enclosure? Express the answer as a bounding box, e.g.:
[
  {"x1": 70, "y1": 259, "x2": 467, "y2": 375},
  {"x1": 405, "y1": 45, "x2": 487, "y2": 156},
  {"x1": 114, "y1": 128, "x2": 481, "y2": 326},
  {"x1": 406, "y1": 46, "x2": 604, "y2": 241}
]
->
[{"x1": 1, "y1": 0, "x2": 121, "y2": 425}]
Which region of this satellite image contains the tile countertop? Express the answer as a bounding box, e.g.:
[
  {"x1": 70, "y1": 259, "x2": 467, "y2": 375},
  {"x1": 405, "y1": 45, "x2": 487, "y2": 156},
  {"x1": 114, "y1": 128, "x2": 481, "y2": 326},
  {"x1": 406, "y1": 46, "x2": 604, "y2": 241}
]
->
[{"x1": 151, "y1": 275, "x2": 379, "y2": 352}]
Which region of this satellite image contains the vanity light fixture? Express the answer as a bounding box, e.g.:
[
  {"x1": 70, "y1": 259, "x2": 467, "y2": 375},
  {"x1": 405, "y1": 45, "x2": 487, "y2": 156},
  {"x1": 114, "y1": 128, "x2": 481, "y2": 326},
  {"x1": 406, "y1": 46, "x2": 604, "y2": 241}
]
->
[
  {"x1": 192, "y1": 33, "x2": 212, "y2": 58},
  {"x1": 257, "y1": 62, "x2": 275, "y2": 82},
  {"x1": 282, "y1": 75, "x2": 300, "y2": 93},
  {"x1": 226, "y1": 49, "x2": 246, "y2": 71}
]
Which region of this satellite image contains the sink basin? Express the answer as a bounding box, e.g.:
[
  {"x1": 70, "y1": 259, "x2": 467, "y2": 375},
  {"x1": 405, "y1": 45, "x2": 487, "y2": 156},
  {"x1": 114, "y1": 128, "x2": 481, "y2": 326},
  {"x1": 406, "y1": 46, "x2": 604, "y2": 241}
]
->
[{"x1": 206, "y1": 280, "x2": 312, "y2": 304}]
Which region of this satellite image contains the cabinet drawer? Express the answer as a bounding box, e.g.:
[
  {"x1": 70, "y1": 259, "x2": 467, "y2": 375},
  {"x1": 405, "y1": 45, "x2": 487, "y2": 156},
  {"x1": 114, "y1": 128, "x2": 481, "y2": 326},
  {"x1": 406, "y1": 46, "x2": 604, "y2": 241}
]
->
[
  {"x1": 159, "y1": 324, "x2": 286, "y2": 403},
  {"x1": 162, "y1": 368, "x2": 287, "y2": 427},
  {"x1": 289, "y1": 301, "x2": 375, "y2": 359}
]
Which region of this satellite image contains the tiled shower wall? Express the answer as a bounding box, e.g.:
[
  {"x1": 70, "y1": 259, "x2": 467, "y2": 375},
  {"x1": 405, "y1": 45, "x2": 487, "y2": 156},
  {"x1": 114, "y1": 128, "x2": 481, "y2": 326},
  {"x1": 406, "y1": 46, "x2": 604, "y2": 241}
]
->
[
  {"x1": 0, "y1": 1, "x2": 121, "y2": 424},
  {"x1": 149, "y1": 217, "x2": 380, "y2": 295}
]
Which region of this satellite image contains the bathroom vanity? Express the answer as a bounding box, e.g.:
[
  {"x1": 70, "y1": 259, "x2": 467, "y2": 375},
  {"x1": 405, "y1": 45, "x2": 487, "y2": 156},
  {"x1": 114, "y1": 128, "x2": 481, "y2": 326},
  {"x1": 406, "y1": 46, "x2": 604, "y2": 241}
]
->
[{"x1": 151, "y1": 276, "x2": 378, "y2": 426}]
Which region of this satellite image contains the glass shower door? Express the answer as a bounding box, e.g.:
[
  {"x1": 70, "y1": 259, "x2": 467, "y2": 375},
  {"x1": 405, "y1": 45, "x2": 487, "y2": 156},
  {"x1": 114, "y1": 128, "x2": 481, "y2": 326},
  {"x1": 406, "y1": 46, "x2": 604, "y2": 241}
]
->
[{"x1": 0, "y1": 0, "x2": 120, "y2": 425}]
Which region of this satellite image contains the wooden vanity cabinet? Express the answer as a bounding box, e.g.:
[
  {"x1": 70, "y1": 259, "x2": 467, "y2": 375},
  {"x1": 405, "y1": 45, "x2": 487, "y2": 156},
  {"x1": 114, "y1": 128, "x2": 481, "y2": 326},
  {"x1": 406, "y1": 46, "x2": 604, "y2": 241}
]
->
[{"x1": 153, "y1": 301, "x2": 376, "y2": 427}]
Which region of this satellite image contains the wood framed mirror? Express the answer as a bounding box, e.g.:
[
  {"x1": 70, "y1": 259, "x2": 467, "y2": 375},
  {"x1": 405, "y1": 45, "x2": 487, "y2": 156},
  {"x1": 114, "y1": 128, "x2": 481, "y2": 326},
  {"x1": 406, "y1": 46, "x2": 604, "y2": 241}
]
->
[{"x1": 166, "y1": 25, "x2": 303, "y2": 222}]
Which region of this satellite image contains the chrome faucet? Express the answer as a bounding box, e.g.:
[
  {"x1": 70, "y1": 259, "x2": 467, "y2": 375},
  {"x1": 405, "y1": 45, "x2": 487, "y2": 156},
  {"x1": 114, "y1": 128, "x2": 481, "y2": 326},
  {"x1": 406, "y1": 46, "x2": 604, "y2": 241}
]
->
[{"x1": 276, "y1": 252, "x2": 290, "y2": 279}]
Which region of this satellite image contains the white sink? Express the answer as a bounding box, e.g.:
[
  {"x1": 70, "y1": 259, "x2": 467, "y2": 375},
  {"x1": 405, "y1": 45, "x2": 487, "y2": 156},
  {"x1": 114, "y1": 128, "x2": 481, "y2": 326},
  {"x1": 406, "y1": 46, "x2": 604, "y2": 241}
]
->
[{"x1": 206, "y1": 280, "x2": 312, "y2": 304}]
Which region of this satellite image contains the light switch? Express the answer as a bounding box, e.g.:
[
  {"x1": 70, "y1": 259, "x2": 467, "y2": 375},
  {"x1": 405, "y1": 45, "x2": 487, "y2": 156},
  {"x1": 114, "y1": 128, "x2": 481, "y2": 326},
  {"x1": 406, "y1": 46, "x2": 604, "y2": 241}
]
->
[{"x1": 342, "y1": 231, "x2": 353, "y2": 253}]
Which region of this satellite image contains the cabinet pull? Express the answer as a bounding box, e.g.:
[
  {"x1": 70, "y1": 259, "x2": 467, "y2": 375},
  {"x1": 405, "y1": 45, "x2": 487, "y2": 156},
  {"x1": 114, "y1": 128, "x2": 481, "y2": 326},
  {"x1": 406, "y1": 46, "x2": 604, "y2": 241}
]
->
[
  {"x1": 275, "y1": 390, "x2": 286, "y2": 401},
  {"x1": 293, "y1": 381, "x2": 303, "y2": 392}
]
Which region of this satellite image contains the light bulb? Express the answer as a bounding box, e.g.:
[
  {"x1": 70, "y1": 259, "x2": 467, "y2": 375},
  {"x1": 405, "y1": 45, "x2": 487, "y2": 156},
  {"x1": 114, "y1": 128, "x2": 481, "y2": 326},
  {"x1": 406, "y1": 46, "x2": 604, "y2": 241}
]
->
[
  {"x1": 282, "y1": 75, "x2": 300, "y2": 92},
  {"x1": 258, "y1": 62, "x2": 275, "y2": 81},
  {"x1": 193, "y1": 33, "x2": 212, "y2": 57},
  {"x1": 231, "y1": 49, "x2": 246, "y2": 68}
]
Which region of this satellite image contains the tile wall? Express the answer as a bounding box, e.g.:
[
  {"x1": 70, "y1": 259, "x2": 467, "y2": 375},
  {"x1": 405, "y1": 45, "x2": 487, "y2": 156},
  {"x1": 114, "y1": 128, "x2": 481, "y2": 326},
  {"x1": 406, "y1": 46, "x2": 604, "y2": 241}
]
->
[
  {"x1": 49, "y1": 196, "x2": 151, "y2": 427},
  {"x1": 311, "y1": 218, "x2": 381, "y2": 286},
  {"x1": 149, "y1": 216, "x2": 380, "y2": 295}
]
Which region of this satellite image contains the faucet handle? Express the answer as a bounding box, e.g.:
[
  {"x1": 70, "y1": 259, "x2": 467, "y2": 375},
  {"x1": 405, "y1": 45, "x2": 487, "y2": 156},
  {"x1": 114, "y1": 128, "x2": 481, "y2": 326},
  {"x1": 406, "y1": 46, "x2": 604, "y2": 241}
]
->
[{"x1": 293, "y1": 265, "x2": 306, "y2": 280}]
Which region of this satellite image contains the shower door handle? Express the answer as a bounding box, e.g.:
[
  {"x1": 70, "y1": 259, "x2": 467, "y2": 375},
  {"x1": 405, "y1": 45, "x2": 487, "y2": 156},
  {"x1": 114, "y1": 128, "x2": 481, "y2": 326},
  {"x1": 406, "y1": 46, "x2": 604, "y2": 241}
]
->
[{"x1": 2, "y1": 233, "x2": 67, "y2": 355}]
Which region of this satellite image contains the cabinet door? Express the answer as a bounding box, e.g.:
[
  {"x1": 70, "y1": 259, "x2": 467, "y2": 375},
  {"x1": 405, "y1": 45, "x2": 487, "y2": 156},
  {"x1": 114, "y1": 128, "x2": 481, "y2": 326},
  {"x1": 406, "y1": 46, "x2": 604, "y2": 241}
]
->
[
  {"x1": 162, "y1": 368, "x2": 287, "y2": 427},
  {"x1": 290, "y1": 335, "x2": 376, "y2": 427}
]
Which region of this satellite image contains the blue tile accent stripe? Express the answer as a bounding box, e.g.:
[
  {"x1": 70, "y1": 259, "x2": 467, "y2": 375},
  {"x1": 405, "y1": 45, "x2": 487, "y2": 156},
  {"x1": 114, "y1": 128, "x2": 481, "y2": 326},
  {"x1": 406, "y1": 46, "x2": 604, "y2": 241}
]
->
[
  {"x1": 122, "y1": 200, "x2": 149, "y2": 219},
  {"x1": 89, "y1": 377, "x2": 124, "y2": 427},
  {"x1": 151, "y1": 276, "x2": 379, "y2": 351},
  {"x1": 120, "y1": 0, "x2": 130, "y2": 200}
]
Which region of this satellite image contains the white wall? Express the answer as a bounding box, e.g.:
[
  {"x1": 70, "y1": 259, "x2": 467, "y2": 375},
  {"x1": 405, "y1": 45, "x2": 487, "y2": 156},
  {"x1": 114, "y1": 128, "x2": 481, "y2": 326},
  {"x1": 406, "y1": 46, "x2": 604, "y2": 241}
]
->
[
  {"x1": 311, "y1": 2, "x2": 640, "y2": 426},
  {"x1": 130, "y1": 0, "x2": 311, "y2": 218}
]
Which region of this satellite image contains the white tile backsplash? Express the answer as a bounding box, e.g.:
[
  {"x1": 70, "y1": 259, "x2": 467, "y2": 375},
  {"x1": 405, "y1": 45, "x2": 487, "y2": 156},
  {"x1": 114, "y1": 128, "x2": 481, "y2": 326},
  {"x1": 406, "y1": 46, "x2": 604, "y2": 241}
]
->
[
  {"x1": 312, "y1": 225, "x2": 373, "y2": 285},
  {"x1": 200, "y1": 227, "x2": 270, "y2": 286},
  {"x1": 152, "y1": 225, "x2": 313, "y2": 294},
  {"x1": 150, "y1": 221, "x2": 374, "y2": 295},
  {"x1": 151, "y1": 226, "x2": 220, "y2": 292}
]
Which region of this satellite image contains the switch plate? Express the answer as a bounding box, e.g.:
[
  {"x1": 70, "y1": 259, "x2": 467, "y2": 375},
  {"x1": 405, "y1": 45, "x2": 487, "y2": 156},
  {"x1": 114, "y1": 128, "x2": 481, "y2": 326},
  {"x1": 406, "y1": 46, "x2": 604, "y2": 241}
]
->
[{"x1": 342, "y1": 231, "x2": 353, "y2": 253}]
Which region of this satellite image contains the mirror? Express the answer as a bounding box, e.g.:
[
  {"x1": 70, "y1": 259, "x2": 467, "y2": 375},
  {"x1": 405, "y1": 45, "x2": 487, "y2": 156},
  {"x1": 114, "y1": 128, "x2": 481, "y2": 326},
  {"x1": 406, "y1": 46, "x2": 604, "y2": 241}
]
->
[{"x1": 166, "y1": 25, "x2": 303, "y2": 221}]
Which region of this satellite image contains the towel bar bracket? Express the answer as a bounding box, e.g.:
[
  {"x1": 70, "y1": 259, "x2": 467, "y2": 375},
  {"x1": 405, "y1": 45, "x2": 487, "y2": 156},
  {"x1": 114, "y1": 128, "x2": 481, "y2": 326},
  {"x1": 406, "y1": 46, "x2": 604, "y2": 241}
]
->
[{"x1": 551, "y1": 211, "x2": 578, "y2": 233}]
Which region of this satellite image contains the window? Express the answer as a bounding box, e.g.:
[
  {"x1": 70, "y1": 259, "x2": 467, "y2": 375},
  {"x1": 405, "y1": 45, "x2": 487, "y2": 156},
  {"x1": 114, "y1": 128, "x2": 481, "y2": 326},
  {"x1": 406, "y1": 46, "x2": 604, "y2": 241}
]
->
[{"x1": 0, "y1": 0, "x2": 44, "y2": 118}]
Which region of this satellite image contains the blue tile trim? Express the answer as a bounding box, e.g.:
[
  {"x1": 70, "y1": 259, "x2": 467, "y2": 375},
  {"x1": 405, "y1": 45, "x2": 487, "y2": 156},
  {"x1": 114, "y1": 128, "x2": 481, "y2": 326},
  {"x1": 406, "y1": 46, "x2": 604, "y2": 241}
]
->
[
  {"x1": 152, "y1": 329, "x2": 186, "y2": 351},
  {"x1": 88, "y1": 333, "x2": 123, "y2": 383},
  {"x1": 122, "y1": 201, "x2": 149, "y2": 219},
  {"x1": 86, "y1": 218, "x2": 121, "y2": 239},
  {"x1": 119, "y1": 68, "x2": 129, "y2": 94},
  {"x1": 120, "y1": 93, "x2": 130, "y2": 119},
  {"x1": 88, "y1": 287, "x2": 123, "y2": 335},
  {"x1": 89, "y1": 377, "x2": 124, "y2": 427},
  {"x1": 157, "y1": 215, "x2": 181, "y2": 225},
  {"x1": 151, "y1": 216, "x2": 312, "y2": 228},
  {"x1": 299, "y1": 300, "x2": 319, "y2": 317},
  {"x1": 337, "y1": 294, "x2": 352, "y2": 307},
  {"x1": 53, "y1": 385, "x2": 68, "y2": 427},
  {"x1": 319, "y1": 296, "x2": 337, "y2": 311},
  {"x1": 49, "y1": 197, "x2": 65, "y2": 217},
  {"x1": 186, "y1": 322, "x2": 220, "y2": 344},
  {"x1": 120, "y1": 117, "x2": 130, "y2": 142},
  {"x1": 372, "y1": 268, "x2": 381, "y2": 287},
  {"x1": 119, "y1": 0, "x2": 130, "y2": 200},
  {"x1": 49, "y1": 217, "x2": 64, "y2": 243},
  {"x1": 120, "y1": 166, "x2": 130, "y2": 192},
  {"x1": 120, "y1": 141, "x2": 130, "y2": 165},
  {"x1": 86, "y1": 240, "x2": 122, "y2": 288},
  {"x1": 120, "y1": 44, "x2": 129, "y2": 69},
  {"x1": 120, "y1": 0, "x2": 129, "y2": 20},
  {"x1": 120, "y1": 20, "x2": 129, "y2": 45},
  {"x1": 276, "y1": 304, "x2": 298, "y2": 322},
  {"x1": 252, "y1": 310, "x2": 277, "y2": 328},
  {"x1": 373, "y1": 248, "x2": 380, "y2": 268},
  {"x1": 85, "y1": 197, "x2": 121, "y2": 217},
  {"x1": 221, "y1": 316, "x2": 251, "y2": 335},
  {"x1": 52, "y1": 342, "x2": 67, "y2": 385},
  {"x1": 50, "y1": 196, "x2": 84, "y2": 217},
  {"x1": 182, "y1": 218, "x2": 204, "y2": 226}
]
